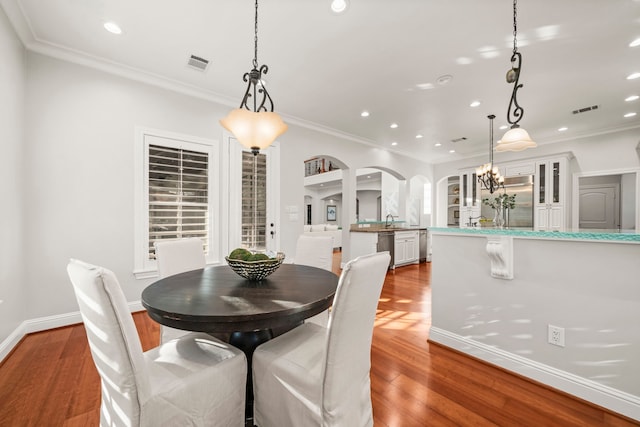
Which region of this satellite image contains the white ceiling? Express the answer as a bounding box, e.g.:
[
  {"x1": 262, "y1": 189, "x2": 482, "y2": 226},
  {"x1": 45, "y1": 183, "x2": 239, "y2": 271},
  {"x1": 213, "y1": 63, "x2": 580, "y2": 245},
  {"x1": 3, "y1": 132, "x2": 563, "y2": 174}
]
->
[{"x1": 4, "y1": 0, "x2": 640, "y2": 163}]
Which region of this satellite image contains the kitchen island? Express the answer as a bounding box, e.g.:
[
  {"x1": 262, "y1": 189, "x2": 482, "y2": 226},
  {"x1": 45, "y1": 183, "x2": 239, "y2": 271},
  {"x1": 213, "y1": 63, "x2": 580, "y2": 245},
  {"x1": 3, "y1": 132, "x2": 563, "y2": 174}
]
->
[
  {"x1": 350, "y1": 222, "x2": 428, "y2": 269},
  {"x1": 429, "y1": 227, "x2": 640, "y2": 421}
]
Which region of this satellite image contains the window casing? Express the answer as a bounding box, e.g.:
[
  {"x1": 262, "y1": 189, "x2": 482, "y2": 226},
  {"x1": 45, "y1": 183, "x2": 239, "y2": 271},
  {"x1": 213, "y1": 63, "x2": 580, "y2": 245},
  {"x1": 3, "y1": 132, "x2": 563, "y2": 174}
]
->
[{"x1": 134, "y1": 129, "x2": 219, "y2": 277}]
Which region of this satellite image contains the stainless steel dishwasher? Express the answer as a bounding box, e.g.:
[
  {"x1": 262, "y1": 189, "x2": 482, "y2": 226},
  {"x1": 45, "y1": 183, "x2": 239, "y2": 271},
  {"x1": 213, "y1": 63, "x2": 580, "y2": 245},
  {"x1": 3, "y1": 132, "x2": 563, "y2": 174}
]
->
[{"x1": 376, "y1": 231, "x2": 395, "y2": 269}]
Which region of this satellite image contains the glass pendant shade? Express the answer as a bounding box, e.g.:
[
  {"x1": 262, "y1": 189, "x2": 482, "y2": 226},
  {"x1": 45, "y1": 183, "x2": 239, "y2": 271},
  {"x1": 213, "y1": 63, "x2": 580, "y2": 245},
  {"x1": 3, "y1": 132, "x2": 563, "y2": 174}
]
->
[
  {"x1": 220, "y1": 108, "x2": 288, "y2": 153},
  {"x1": 495, "y1": 127, "x2": 537, "y2": 152}
]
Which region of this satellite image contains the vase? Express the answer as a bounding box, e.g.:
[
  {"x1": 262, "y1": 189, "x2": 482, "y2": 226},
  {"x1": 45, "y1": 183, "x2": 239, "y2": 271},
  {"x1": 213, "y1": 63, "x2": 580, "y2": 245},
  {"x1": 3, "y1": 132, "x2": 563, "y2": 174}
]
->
[{"x1": 493, "y1": 207, "x2": 505, "y2": 228}]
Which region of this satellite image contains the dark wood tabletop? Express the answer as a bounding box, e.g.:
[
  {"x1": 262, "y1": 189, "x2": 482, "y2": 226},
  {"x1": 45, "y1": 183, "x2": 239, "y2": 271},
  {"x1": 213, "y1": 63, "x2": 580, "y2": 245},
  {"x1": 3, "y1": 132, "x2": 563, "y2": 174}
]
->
[{"x1": 141, "y1": 263, "x2": 339, "y2": 334}]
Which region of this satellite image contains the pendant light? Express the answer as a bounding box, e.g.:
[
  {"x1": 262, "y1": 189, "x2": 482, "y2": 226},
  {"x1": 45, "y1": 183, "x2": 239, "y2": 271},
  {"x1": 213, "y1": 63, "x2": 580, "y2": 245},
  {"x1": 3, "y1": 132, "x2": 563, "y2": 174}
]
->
[
  {"x1": 220, "y1": 0, "x2": 287, "y2": 156},
  {"x1": 496, "y1": 0, "x2": 536, "y2": 152},
  {"x1": 477, "y1": 115, "x2": 504, "y2": 194}
]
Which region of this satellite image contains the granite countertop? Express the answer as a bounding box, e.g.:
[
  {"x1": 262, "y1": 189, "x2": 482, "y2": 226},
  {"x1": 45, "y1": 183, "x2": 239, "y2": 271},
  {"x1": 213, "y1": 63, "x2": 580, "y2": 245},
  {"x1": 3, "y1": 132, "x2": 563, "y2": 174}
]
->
[
  {"x1": 430, "y1": 226, "x2": 640, "y2": 243},
  {"x1": 350, "y1": 226, "x2": 427, "y2": 233}
]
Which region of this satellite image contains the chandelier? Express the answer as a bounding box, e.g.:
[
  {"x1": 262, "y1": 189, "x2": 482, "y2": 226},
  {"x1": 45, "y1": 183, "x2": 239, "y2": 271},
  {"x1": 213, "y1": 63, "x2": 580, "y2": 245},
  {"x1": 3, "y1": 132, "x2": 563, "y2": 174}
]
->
[
  {"x1": 477, "y1": 114, "x2": 504, "y2": 194},
  {"x1": 220, "y1": 0, "x2": 287, "y2": 156},
  {"x1": 496, "y1": 0, "x2": 536, "y2": 152}
]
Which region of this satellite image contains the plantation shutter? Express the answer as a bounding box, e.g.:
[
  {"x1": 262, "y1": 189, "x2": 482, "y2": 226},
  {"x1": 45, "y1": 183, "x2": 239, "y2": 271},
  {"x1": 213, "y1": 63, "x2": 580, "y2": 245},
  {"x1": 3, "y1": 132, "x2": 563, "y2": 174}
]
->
[
  {"x1": 241, "y1": 151, "x2": 267, "y2": 249},
  {"x1": 148, "y1": 144, "x2": 209, "y2": 259}
]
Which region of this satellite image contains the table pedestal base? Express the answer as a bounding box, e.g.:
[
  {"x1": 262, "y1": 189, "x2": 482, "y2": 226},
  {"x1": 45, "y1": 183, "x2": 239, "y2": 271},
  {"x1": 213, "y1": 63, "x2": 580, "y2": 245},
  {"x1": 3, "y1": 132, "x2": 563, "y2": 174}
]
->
[{"x1": 229, "y1": 329, "x2": 273, "y2": 426}]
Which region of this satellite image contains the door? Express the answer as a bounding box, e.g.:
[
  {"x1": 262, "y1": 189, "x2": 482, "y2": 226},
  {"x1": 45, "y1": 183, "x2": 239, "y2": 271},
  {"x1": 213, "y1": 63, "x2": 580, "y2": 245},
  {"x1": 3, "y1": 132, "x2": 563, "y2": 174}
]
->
[
  {"x1": 228, "y1": 137, "x2": 280, "y2": 253},
  {"x1": 579, "y1": 185, "x2": 618, "y2": 229}
]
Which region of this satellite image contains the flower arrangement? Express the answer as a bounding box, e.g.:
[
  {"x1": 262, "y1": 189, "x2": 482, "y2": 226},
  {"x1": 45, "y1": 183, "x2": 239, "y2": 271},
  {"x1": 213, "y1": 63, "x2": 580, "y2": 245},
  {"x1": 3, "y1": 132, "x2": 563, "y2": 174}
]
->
[
  {"x1": 482, "y1": 192, "x2": 516, "y2": 210},
  {"x1": 482, "y1": 192, "x2": 516, "y2": 228}
]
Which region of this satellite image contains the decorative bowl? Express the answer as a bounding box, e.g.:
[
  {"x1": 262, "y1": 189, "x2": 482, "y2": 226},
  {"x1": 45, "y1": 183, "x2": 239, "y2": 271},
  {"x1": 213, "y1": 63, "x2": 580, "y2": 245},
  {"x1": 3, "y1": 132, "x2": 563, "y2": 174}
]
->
[{"x1": 225, "y1": 252, "x2": 285, "y2": 281}]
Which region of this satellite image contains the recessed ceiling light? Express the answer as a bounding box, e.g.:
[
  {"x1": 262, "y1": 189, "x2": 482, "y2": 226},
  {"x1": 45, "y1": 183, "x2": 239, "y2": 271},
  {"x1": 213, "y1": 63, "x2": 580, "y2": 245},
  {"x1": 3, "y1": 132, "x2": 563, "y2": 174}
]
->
[
  {"x1": 499, "y1": 125, "x2": 508, "y2": 130},
  {"x1": 415, "y1": 134, "x2": 423, "y2": 139},
  {"x1": 103, "y1": 21, "x2": 122, "y2": 35},
  {"x1": 390, "y1": 123, "x2": 398, "y2": 129},
  {"x1": 624, "y1": 112, "x2": 637, "y2": 118},
  {"x1": 558, "y1": 127, "x2": 568, "y2": 132},
  {"x1": 391, "y1": 142, "x2": 398, "y2": 146},
  {"x1": 434, "y1": 143, "x2": 442, "y2": 147},
  {"x1": 367, "y1": 176, "x2": 371, "y2": 179},
  {"x1": 449, "y1": 149, "x2": 456, "y2": 153},
  {"x1": 630, "y1": 38, "x2": 640, "y2": 48},
  {"x1": 330, "y1": 0, "x2": 349, "y2": 14},
  {"x1": 416, "y1": 82, "x2": 435, "y2": 90},
  {"x1": 360, "y1": 111, "x2": 370, "y2": 117},
  {"x1": 625, "y1": 95, "x2": 639, "y2": 102},
  {"x1": 627, "y1": 72, "x2": 640, "y2": 80},
  {"x1": 470, "y1": 100, "x2": 481, "y2": 108}
]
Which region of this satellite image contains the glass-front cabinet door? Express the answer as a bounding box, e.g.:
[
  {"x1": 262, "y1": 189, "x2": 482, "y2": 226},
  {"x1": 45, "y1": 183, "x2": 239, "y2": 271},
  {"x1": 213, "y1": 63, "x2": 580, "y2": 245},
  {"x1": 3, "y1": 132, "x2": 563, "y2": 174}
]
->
[{"x1": 534, "y1": 156, "x2": 567, "y2": 231}]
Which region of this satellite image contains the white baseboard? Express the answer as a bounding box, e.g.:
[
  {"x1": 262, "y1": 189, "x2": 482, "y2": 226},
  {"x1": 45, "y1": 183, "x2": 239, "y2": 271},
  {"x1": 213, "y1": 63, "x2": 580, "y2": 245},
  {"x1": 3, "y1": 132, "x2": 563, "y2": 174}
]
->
[
  {"x1": 0, "y1": 301, "x2": 145, "y2": 362},
  {"x1": 429, "y1": 327, "x2": 640, "y2": 422},
  {"x1": 0, "y1": 323, "x2": 26, "y2": 362}
]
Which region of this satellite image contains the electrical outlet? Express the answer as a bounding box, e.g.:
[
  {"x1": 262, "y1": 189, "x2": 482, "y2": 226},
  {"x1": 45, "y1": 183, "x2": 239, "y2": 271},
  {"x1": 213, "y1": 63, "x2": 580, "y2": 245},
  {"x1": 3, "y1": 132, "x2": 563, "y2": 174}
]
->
[{"x1": 548, "y1": 324, "x2": 565, "y2": 347}]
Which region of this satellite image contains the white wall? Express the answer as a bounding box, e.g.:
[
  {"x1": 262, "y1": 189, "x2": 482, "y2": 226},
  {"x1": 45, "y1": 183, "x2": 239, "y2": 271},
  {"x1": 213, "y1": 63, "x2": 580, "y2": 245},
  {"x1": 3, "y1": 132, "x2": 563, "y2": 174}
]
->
[
  {"x1": 621, "y1": 173, "x2": 636, "y2": 229},
  {"x1": 0, "y1": 7, "x2": 26, "y2": 345},
  {"x1": 431, "y1": 232, "x2": 640, "y2": 419},
  {"x1": 357, "y1": 190, "x2": 380, "y2": 221}
]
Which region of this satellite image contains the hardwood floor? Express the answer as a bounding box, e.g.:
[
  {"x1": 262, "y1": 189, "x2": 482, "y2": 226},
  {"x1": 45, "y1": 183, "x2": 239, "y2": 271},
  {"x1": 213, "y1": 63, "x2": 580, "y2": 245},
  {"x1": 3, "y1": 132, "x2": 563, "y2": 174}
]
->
[{"x1": 1, "y1": 257, "x2": 637, "y2": 426}]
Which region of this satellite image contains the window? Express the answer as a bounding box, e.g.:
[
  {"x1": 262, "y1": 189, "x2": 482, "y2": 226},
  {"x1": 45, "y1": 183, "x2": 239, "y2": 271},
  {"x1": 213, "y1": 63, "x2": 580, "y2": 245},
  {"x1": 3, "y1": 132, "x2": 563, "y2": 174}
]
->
[
  {"x1": 148, "y1": 145, "x2": 209, "y2": 258},
  {"x1": 135, "y1": 129, "x2": 219, "y2": 278}
]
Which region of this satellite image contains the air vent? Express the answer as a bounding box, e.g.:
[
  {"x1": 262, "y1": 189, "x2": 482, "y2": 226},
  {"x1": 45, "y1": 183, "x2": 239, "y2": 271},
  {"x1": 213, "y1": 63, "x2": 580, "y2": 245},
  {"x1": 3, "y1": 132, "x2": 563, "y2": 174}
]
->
[
  {"x1": 187, "y1": 55, "x2": 210, "y2": 71},
  {"x1": 451, "y1": 137, "x2": 468, "y2": 143},
  {"x1": 572, "y1": 105, "x2": 599, "y2": 115}
]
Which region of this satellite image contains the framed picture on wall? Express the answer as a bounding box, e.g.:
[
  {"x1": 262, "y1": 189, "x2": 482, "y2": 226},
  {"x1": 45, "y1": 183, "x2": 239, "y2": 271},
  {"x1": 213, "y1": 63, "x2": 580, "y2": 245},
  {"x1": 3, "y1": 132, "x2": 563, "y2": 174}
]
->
[{"x1": 327, "y1": 205, "x2": 337, "y2": 221}]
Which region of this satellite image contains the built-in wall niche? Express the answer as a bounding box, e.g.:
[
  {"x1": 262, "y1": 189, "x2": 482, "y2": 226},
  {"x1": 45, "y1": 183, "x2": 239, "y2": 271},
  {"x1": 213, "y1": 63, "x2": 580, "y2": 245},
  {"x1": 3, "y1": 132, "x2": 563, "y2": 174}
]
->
[
  {"x1": 573, "y1": 170, "x2": 639, "y2": 230},
  {"x1": 355, "y1": 169, "x2": 382, "y2": 222}
]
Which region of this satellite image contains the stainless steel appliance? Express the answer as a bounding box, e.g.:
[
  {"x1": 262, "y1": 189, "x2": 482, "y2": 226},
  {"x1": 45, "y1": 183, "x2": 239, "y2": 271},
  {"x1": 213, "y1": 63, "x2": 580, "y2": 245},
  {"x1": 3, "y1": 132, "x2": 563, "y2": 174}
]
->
[{"x1": 481, "y1": 175, "x2": 534, "y2": 228}]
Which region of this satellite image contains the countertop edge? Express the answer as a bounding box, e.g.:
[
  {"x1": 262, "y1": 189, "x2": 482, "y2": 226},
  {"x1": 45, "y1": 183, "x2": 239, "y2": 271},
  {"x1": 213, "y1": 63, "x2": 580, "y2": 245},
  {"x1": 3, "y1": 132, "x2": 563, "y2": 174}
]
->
[{"x1": 429, "y1": 227, "x2": 640, "y2": 244}]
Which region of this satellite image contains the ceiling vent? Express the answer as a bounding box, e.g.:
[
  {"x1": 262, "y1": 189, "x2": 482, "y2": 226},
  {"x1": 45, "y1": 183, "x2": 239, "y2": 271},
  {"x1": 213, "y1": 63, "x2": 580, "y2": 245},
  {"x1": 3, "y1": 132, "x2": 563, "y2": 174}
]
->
[
  {"x1": 572, "y1": 105, "x2": 599, "y2": 115},
  {"x1": 187, "y1": 55, "x2": 210, "y2": 71},
  {"x1": 451, "y1": 137, "x2": 468, "y2": 143}
]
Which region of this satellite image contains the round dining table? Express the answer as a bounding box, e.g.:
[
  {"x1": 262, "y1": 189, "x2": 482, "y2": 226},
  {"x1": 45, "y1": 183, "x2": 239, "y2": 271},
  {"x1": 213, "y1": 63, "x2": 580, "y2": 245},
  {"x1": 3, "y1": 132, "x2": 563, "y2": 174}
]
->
[{"x1": 141, "y1": 263, "x2": 339, "y2": 424}]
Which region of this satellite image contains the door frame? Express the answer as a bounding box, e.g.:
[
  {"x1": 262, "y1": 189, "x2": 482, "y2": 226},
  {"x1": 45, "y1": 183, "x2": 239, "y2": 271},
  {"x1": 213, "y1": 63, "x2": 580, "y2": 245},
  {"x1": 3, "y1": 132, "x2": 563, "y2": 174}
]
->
[{"x1": 223, "y1": 133, "x2": 281, "y2": 255}]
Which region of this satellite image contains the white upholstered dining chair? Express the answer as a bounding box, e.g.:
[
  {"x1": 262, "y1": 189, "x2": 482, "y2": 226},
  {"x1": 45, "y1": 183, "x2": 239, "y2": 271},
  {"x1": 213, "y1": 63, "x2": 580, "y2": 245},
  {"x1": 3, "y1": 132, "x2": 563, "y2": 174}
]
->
[
  {"x1": 252, "y1": 251, "x2": 390, "y2": 427},
  {"x1": 154, "y1": 237, "x2": 206, "y2": 343},
  {"x1": 67, "y1": 259, "x2": 246, "y2": 427},
  {"x1": 293, "y1": 235, "x2": 335, "y2": 326}
]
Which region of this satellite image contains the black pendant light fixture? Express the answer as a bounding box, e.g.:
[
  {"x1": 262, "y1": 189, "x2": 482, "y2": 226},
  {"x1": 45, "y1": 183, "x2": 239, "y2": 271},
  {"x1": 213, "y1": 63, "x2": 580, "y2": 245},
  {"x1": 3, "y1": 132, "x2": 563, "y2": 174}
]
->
[
  {"x1": 477, "y1": 114, "x2": 504, "y2": 194},
  {"x1": 220, "y1": 0, "x2": 287, "y2": 156},
  {"x1": 496, "y1": 0, "x2": 536, "y2": 152}
]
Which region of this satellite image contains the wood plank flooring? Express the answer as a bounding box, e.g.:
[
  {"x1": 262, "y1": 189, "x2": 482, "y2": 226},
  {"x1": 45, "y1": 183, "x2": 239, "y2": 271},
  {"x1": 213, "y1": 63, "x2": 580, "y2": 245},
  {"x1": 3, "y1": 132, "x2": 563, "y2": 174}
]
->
[{"x1": 0, "y1": 257, "x2": 637, "y2": 426}]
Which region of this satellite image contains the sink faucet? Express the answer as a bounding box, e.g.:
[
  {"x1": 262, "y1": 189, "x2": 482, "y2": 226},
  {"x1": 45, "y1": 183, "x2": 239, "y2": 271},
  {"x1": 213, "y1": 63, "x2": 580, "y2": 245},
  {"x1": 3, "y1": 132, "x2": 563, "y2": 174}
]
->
[
  {"x1": 385, "y1": 214, "x2": 397, "y2": 228},
  {"x1": 467, "y1": 215, "x2": 481, "y2": 227}
]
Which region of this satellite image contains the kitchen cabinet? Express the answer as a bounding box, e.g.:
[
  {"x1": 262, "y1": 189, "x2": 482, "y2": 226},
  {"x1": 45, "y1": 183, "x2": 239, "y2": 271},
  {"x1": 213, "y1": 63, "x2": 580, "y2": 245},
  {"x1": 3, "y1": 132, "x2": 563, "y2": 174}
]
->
[
  {"x1": 459, "y1": 170, "x2": 481, "y2": 228},
  {"x1": 394, "y1": 230, "x2": 419, "y2": 266},
  {"x1": 447, "y1": 177, "x2": 460, "y2": 226},
  {"x1": 534, "y1": 156, "x2": 568, "y2": 231}
]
